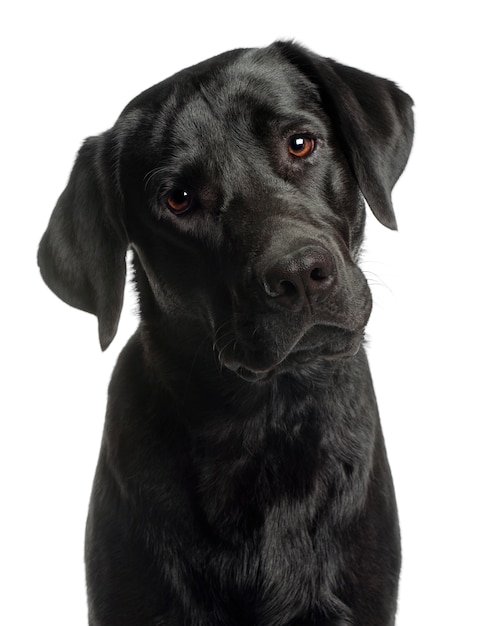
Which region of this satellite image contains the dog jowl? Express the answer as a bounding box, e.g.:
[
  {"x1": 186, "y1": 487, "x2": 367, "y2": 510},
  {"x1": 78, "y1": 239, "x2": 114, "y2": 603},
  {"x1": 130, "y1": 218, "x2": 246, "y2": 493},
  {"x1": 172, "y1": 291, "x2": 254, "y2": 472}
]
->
[{"x1": 38, "y1": 42, "x2": 413, "y2": 626}]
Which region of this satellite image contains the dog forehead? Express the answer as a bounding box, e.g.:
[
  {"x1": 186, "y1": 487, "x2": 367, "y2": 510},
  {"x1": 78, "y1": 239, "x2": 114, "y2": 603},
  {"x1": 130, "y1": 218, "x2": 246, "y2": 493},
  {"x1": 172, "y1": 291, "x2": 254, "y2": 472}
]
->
[
  {"x1": 114, "y1": 47, "x2": 327, "y2": 197},
  {"x1": 155, "y1": 52, "x2": 322, "y2": 164},
  {"x1": 126, "y1": 46, "x2": 317, "y2": 113},
  {"x1": 209, "y1": 47, "x2": 319, "y2": 111},
  {"x1": 126, "y1": 48, "x2": 319, "y2": 144}
]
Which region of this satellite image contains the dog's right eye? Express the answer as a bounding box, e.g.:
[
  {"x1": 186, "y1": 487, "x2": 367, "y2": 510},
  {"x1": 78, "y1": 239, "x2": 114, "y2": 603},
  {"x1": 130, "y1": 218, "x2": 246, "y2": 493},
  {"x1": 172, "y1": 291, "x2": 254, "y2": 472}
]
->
[{"x1": 166, "y1": 190, "x2": 192, "y2": 214}]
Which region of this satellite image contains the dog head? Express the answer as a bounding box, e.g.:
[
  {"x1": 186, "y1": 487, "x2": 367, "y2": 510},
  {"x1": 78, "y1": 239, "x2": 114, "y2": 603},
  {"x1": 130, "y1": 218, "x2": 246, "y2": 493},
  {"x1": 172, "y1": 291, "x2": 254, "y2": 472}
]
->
[{"x1": 38, "y1": 42, "x2": 413, "y2": 381}]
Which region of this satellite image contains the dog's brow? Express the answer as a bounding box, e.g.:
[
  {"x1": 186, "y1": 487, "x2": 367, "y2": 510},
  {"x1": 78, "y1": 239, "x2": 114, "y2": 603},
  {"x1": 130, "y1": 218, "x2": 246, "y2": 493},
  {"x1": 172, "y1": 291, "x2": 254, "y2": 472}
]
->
[{"x1": 278, "y1": 113, "x2": 328, "y2": 135}]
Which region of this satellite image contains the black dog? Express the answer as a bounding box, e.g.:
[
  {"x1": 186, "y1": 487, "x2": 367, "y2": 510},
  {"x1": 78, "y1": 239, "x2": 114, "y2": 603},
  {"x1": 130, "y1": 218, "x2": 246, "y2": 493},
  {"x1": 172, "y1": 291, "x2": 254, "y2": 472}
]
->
[{"x1": 38, "y1": 41, "x2": 414, "y2": 626}]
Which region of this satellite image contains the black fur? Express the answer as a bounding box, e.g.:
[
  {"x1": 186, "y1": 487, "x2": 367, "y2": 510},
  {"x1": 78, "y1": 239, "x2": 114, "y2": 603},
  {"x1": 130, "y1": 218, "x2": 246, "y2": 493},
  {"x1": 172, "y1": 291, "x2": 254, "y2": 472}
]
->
[{"x1": 38, "y1": 42, "x2": 414, "y2": 625}]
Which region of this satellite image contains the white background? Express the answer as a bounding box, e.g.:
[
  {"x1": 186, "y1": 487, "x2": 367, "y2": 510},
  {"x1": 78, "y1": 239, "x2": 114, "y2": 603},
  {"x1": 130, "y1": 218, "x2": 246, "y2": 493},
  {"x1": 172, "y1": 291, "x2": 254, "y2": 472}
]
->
[{"x1": 1, "y1": 1, "x2": 487, "y2": 624}]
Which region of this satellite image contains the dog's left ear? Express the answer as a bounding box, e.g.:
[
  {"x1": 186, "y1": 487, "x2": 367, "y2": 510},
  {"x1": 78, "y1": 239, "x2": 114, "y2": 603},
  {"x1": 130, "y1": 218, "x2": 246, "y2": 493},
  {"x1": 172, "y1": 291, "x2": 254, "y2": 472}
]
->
[
  {"x1": 38, "y1": 134, "x2": 128, "y2": 350},
  {"x1": 276, "y1": 42, "x2": 414, "y2": 230}
]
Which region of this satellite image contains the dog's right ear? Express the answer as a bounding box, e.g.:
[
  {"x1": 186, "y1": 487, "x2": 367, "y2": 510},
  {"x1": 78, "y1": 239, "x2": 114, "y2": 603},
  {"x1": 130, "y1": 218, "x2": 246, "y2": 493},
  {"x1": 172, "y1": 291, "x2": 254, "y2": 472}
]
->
[{"x1": 38, "y1": 135, "x2": 128, "y2": 351}]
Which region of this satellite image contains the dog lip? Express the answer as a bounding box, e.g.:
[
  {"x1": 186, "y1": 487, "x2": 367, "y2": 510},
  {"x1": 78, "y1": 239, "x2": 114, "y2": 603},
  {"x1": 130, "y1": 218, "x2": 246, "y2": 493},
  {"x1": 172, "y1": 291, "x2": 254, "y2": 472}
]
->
[{"x1": 223, "y1": 325, "x2": 365, "y2": 381}]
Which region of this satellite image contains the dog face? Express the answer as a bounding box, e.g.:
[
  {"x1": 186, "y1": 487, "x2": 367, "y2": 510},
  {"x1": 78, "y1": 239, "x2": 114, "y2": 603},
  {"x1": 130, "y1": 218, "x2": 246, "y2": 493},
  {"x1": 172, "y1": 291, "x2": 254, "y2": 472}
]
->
[{"x1": 38, "y1": 42, "x2": 413, "y2": 381}]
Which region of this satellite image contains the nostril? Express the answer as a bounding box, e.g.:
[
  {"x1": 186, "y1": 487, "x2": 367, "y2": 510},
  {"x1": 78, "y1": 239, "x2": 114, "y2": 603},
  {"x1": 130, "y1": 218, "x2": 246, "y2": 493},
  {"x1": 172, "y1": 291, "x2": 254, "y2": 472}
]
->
[
  {"x1": 310, "y1": 266, "x2": 328, "y2": 282},
  {"x1": 264, "y1": 277, "x2": 298, "y2": 299},
  {"x1": 277, "y1": 279, "x2": 298, "y2": 298}
]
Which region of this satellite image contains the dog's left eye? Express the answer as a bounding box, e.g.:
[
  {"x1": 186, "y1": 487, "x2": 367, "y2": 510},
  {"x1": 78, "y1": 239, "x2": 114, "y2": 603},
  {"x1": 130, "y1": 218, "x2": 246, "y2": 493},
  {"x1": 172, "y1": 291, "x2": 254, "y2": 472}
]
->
[
  {"x1": 166, "y1": 190, "x2": 192, "y2": 214},
  {"x1": 288, "y1": 134, "x2": 316, "y2": 158}
]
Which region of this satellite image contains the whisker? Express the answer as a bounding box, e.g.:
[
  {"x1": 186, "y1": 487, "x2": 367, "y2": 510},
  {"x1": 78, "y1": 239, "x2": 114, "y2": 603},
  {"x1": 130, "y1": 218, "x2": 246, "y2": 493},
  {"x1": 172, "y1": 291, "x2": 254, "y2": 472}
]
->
[
  {"x1": 143, "y1": 166, "x2": 166, "y2": 191},
  {"x1": 363, "y1": 270, "x2": 393, "y2": 295},
  {"x1": 212, "y1": 320, "x2": 237, "y2": 369}
]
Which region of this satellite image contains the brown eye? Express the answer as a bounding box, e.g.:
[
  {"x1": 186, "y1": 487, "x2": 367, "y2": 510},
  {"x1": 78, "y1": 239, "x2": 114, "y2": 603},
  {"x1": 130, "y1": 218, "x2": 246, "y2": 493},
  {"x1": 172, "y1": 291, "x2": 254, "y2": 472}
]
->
[
  {"x1": 167, "y1": 190, "x2": 192, "y2": 214},
  {"x1": 288, "y1": 135, "x2": 316, "y2": 158}
]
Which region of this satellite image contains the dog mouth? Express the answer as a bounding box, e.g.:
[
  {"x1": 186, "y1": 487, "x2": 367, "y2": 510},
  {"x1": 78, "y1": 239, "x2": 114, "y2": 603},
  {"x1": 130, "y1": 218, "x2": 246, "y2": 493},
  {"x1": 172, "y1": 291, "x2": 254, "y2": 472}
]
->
[{"x1": 218, "y1": 324, "x2": 365, "y2": 382}]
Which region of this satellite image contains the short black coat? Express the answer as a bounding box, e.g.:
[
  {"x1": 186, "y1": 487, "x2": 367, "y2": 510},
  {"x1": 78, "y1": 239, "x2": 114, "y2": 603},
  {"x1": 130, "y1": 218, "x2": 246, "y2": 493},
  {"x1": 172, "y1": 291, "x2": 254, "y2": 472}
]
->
[{"x1": 38, "y1": 41, "x2": 414, "y2": 625}]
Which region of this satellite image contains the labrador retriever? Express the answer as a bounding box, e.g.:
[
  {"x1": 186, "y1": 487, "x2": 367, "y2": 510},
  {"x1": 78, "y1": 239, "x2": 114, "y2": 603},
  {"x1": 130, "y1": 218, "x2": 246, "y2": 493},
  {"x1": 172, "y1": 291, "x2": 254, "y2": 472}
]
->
[{"x1": 38, "y1": 41, "x2": 414, "y2": 626}]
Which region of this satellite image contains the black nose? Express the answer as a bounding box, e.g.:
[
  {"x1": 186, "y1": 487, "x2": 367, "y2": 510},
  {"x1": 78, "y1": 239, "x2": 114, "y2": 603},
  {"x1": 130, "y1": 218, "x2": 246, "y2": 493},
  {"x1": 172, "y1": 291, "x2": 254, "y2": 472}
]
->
[{"x1": 264, "y1": 247, "x2": 336, "y2": 311}]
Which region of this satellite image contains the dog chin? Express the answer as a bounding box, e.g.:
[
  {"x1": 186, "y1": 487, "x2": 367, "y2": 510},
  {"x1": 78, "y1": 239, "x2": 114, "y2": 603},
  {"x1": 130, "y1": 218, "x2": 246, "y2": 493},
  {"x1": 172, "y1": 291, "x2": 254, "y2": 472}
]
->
[{"x1": 223, "y1": 328, "x2": 365, "y2": 383}]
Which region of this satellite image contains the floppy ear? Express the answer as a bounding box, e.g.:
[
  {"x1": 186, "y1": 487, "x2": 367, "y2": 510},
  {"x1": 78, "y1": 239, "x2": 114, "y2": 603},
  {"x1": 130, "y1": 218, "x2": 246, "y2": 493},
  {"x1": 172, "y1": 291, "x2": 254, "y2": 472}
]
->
[
  {"x1": 38, "y1": 135, "x2": 128, "y2": 350},
  {"x1": 276, "y1": 42, "x2": 414, "y2": 229}
]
